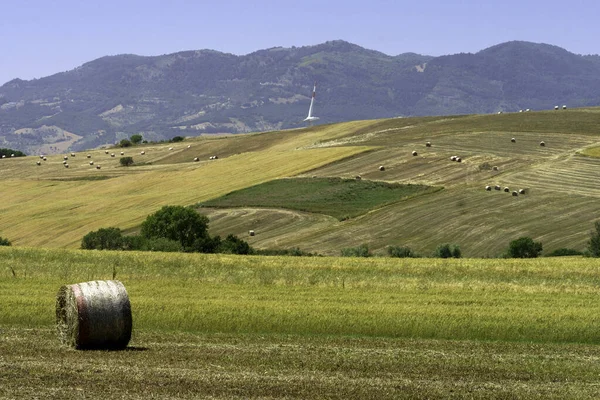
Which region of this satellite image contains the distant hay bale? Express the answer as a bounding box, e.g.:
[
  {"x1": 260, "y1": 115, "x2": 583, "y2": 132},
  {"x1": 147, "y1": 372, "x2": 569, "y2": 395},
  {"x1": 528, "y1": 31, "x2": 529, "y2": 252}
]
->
[
  {"x1": 355, "y1": 175, "x2": 362, "y2": 180},
  {"x1": 140, "y1": 151, "x2": 145, "y2": 155},
  {"x1": 512, "y1": 191, "x2": 518, "y2": 196},
  {"x1": 214, "y1": 155, "x2": 219, "y2": 159},
  {"x1": 71, "y1": 153, "x2": 76, "y2": 157},
  {"x1": 379, "y1": 165, "x2": 385, "y2": 171},
  {"x1": 1, "y1": 155, "x2": 5, "y2": 158},
  {"x1": 11, "y1": 154, "x2": 15, "y2": 157},
  {"x1": 519, "y1": 189, "x2": 526, "y2": 195},
  {"x1": 511, "y1": 138, "x2": 516, "y2": 143},
  {"x1": 456, "y1": 157, "x2": 462, "y2": 163},
  {"x1": 497, "y1": 111, "x2": 502, "y2": 114},
  {"x1": 193, "y1": 157, "x2": 199, "y2": 162},
  {"x1": 495, "y1": 185, "x2": 501, "y2": 191},
  {"x1": 249, "y1": 230, "x2": 255, "y2": 236},
  {"x1": 169, "y1": 147, "x2": 173, "y2": 150},
  {"x1": 187, "y1": 145, "x2": 191, "y2": 148},
  {"x1": 43, "y1": 157, "x2": 47, "y2": 161},
  {"x1": 120, "y1": 151, "x2": 124, "y2": 155},
  {"x1": 89, "y1": 161, "x2": 94, "y2": 165},
  {"x1": 563, "y1": 105, "x2": 567, "y2": 110},
  {"x1": 504, "y1": 187, "x2": 510, "y2": 192},
  {"x1": 56, "y1": 280, "x2": 132, "y2": 350},
  {"x1": 485, "y1": 185, "x2": 491, "y2": 191},
  {"x1": 492, "y1": 166, "x2": 499, "y2": 171},
  {"x1": 39, "y1": 155, "x2": 44, "y2": 159},
  {"x1": 412, "y1": 151, "x2": 418, "y2": 156},
  {"x1": 105, "y1": 150, "x2": 109, "y2": 154},
  {"x1": 425, "y1": 141, "x2": 431, "y2": 147},
  {"x1": 63, "y1": 156, "x2": 68, "y2": 160},
  {"x1": 36, "y1": 161, "x2": 41, "y2": 166},
  {"x1": 96, "y1": 165, "x2": 101, "y2": 169},
  {"x1": 62, "y1": 160, "x2": 67, "y2": 164},
  {"x1": 450, "y1": 156, "x2": 457, "y2": 161},
  {"x1": 525, "y1": 109, "x2": 531, "y2": 112},
  {"x1": 554, "y1": 105, "x2": 559, "y2": 110},
  {"x1": 540, "y1": 141, "x2": 545, "y2": 146},
  {"x1": 519, "y1": 110, "x2": 523, "y2": 113},
  {"x1": 64, "y1": 163, "x2": 69, "y2": 168},
  {"x1": 87, "y1": 154, "x2": 91, "y2": 158},
  {"x1": 111, "y1": 153, "x2": 115, "y2": 157}
]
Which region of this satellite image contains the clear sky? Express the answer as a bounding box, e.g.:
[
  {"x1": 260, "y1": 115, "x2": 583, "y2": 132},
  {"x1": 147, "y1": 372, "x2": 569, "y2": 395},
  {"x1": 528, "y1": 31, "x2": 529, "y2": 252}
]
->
[{"x1": 1, "y1": 0, "x2": 599, "y2": 86}]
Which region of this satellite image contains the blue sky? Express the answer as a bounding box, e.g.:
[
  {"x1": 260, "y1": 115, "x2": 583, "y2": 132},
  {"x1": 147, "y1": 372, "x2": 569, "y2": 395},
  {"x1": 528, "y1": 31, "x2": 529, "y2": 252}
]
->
[{"x1": 1, "y1": 0, "x2": 599, "y2": 85}]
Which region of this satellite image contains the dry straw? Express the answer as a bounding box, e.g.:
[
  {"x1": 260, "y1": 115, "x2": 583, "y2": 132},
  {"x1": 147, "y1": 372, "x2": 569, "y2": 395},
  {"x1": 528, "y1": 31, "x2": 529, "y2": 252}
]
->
[{"x1": 56, "y1": 280, "x2": 132, "y2": 350}]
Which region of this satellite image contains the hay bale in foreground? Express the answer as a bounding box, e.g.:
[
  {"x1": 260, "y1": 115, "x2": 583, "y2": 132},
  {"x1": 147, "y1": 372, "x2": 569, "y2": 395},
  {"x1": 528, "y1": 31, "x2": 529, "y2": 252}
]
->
[{"x1": 56, "y1": 280, "x2": 132, "y2": 350}]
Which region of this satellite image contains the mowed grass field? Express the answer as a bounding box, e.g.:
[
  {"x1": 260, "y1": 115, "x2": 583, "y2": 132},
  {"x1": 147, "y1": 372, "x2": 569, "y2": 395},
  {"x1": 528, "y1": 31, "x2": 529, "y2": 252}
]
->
[
  {"x1": 1, "y1": 109, "x2": 599, "y2": 255},
  {"x1": 3, "y1": 247, "x2": 600, "y2": 398}
]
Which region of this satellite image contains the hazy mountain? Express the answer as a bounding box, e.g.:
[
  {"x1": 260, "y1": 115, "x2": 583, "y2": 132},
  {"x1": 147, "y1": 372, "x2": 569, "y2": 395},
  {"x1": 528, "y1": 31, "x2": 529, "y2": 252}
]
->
[{"x1": 1, "y1": 40, "x2": 599, "y2": 154}]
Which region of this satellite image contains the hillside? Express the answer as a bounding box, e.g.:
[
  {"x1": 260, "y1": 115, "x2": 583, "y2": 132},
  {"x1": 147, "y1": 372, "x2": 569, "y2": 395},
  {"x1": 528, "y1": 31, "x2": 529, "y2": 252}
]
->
[
  {"x1": 1, "y1": 40, "x2": 600, "y2": 155},
  {"x1": 0, "y1": 107, "x2": 598, "y2": 257}
]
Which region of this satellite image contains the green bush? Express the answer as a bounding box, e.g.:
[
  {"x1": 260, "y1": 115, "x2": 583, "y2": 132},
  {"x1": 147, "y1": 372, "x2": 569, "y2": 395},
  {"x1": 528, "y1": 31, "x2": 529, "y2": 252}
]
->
[
  {"x1": 387, "y1": 245, "x2": 416, "y2": 258},
  {"x1": 341, "y1": 244, "x2": 371, "y2": 257},
  {"x1": 119, "y1": 156, "x2": 134, "y2": 166},
  {"x1": 119, "y1": 139, "x2": 132, "y2": 148},
  {"x1": 588, "y1": 221, "x2": 600, "y2": 257},
  {"x1": 81, "y1": 227, "x2": 125, "y2": 250},
  {"x1": 0, "y1": 236, "x2": 12, "y2": 246},
  {"x1": 141, "y1": 205, "x2": 209, "y2": 249},
  {"x1": 130, "y1": 134, "x2": 143, "y2": 144},
  {"x1": 546, "y1": 248, "x2": 583, "y2": 257},
  {"x1": 508, "y1": 237, "x2": 543, "y2": 258},
  {"x1": 255, "y1": 247, "x2": 317, "y2": 256},
  {"x1": 190, "y1": 235, "x2": 222, "y2": 254},
  {"x1": 218, "y1": 234, "x2": 254, "y2": 255},
  {"x1": 434, "y1": 244, "x2": 462, "y2": 258},
  {"x1": 171, "y1": 136, "x2": 185, "y2": 142}
]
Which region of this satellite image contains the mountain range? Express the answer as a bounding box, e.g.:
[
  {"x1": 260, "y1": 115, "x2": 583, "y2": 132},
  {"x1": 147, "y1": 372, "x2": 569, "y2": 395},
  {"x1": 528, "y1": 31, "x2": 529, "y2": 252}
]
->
[{"x1": 1, "y1": 40, "x2": 600, "y2": 154}]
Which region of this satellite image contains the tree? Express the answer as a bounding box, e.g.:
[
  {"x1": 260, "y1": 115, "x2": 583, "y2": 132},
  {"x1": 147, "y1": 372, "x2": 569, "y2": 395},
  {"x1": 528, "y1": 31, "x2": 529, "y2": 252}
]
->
[
  {"x1": 119, "y1": 139, "x2": 132, "y2": 147},
  {"x1": 387, "y1": 245, "x2": 415, "y2": 258},
  {"x1": 130, "y1": 134, "x2": 143, "y2": 145},
  {"x1": 141, "y1": 205, "x2": 209, "y2": 249},
  {"x1": 588, "y1": 221, "x2": 600, "y2": 257},
  {"x1": 218, "y1": 234, "x2": 254, "y2": 255},
  {"x1": 434, "y1": 244, "x2": 461, "y2": 258},
  {"x1": 508, "y1": 237, "x2": 543, "y2": 258},
  {"x1": 171, "y1": 135, "x2": 184, "y2": 142},
  {"x1": 341, "y1": 244, "x2": 371, "y2": 257},
  {"x1": 81, "y1": 227, "x2": 124, "y2": 250},
  {"x1": 119, "y1": 156, "x2": 134, "y2": 166}
]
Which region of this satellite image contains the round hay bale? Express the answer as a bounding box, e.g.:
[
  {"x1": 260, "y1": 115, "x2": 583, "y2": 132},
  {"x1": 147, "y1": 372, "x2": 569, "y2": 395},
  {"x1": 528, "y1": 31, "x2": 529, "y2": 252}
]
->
[
  {"x1": 187, "y1": 145, "x2": 191, "y2": 148},
  {"x1": 96, "y1": 165, "x2": 101, "y2": 169},
  {"x1": 425, "y1": 141, "x2": 431, "y2": 147},
  {"x1": 39, "y1": 155, "x2": 44, "y2": 159},
  {"x1": 512, "y1": 191, "x2": 518, "y2": 196},
  {"x1": 105, "y1": 150, "x2": 109, "y2": 154},
  {"x1": 193, "y1": 157, "x2": 199, "y2": 162},
  {"x1": 140, "y1": 151, "x2": 145, "y2": 155},
  {"x1": 562, "y1": 105, "x2": 567, "y2": 110},
  {"x1": 111, "y1": 153, "x2": 115, "y2": 157},
  {"x1": 412, "y1": 151, "x2": 418, "y2": 156},
  {"x1": 450, "y1": 156, "x2": 457, "y2": 161},
  {"x1": 554, "y1": 105, "x2": 559, "y2": 110},
  {"x1": 511, "y1": 138, "x2": 516, "y2": 143},
  {"x1": 120, "y1": 151, "x2": 124, "y2": 155},
  {"x1": 71, "y1": 153, "x2": 76, "y2": 157},
  {"x1": 214, "y1": 155, "x2": 219, "y2": 159},
  {"x1": 56, "y1": 280, "x2": 132, "y2": 350},
  {"x1": 379, "y1": 165, "x2": 385, "y2": 171},
  {"x1": 525, "y1": 109, "x2": 530, "y2": 112},
  {"x1": 540, "y1": 141, "x2": 545, "y2": 147},
  {"x1": 492, "y1": 166, "x2": 499, "y2": 171},
  {"x1": 11, "y1": 154, "x2": 15, "y2": 157},
  {"x1": 169, "y1": 147, "x2": 173, "y2": 151},
  {"x1": 249, "y1": 230, "x2": 255, "y2": 237},
  {"x1": 62, "y1": 160, "x2": 67, "y2": 164},
  {"x1": 87, "y1": 154, "x2": 91, "y2": 158},
  {"x1": 89, "y1": 161, "x2": 94, "y2": 165},
  {"x1": 495, "y1": 185, "x2": 501, "y2": 191},
  {"x1": 519, "y1": 189, "x2": 526, "y2": 195},
  {"x1": 355, "y1": 175, "x2": 362, "y2": 180},
  {"x1": 504, "y1": 187, "x2": 510, "y2": 192},
  {"x1": 43, "y1": 157, "x2": 47, "y2": 161},
  {"x1": 519, "y1": 110, "x2": 523, "y2": 113},
  {"x1": 63, "y1": 156, "x2": 68, "y2": 160},
  {"x1": 497, "y1": 111, "x2": 502, "y2": 114},
  {"x1": 485, "y1": 185, "x2": 491, "y2": 191},
  {"x1": 456, "y1": 157, "x2": 462, "y2": 163},
  {"x1": 64, "y1": 163, "x2": 69, "y2": 168},
  {"x1": 36, "y1": 161, "x2": 41, "y2": 166}
]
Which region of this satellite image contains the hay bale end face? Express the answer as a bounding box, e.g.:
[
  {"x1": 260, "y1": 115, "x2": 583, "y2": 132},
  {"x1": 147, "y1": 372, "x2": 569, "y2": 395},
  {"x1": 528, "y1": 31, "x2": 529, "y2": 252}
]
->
[
  {"x1": 504, "y1": 187, "x2": 510, "y2": 192},
  {"x1": 512, "y1": 191, "x2": 518, "y2": 196},
  {"x1": 485, "y1": 185, "x2": 491, "y2": 191},
  {"x1": 425, "y1": 142, "x2": 431, "y2": 147},
  {"x1": 495, "y1": 185, "x2": 501, "y2": 191},
  {"x1": 540, "y1": 141, "x2": 545, "y2": 146},
  {"x1": 450, "y1": 156, "x2": 457, "y2": 161},
  {"x1": 519, "y1": 189, "x2": 526, "y2": 194},
  {"x1": 249, "y1": 230, "x2": 255, "y2": 236},
  {"x1": 511, "y1": 138, "x2": 516, "y2": 143},
  {"x1": 355, "y1": 175, "x2": 362, "y2": 180},
  {"x1": 56, "y1": 280, "x2": 132, "y2": 350},
  {"x1": 412, "y1": 151, "x2": 418, "y2": 156},
  {"x1": 456, "y1": 157, "x2": 462, "y2": 163},
  {"x1": 87, "y1": 154, "x2": 91, "y2": 158},
  {"x1": 492, "y1": 166, "x2": 499, "y2": 171},
  {"x1": 379, "y1": 165, "x2": 385, "y2": 171},
  {"x1": 193, "y1": 157, "x2": 199, "y2": 162}
]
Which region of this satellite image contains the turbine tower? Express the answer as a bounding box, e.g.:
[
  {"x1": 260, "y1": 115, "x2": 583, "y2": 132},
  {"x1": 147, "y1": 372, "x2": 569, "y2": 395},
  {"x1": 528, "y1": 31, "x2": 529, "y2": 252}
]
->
[{"x1": 303, "y1": 82, "x2": 319, "y2": 123}]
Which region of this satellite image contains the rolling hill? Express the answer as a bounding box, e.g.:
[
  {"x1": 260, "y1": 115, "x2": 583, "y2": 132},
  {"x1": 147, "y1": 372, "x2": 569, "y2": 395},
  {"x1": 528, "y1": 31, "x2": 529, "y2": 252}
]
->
[
  {"x1": 1, "y1": 40, "x2": 600, "y2": 155},
  {"x1": 0, "y1": 107, "x2": 598, "y2": 257}
]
